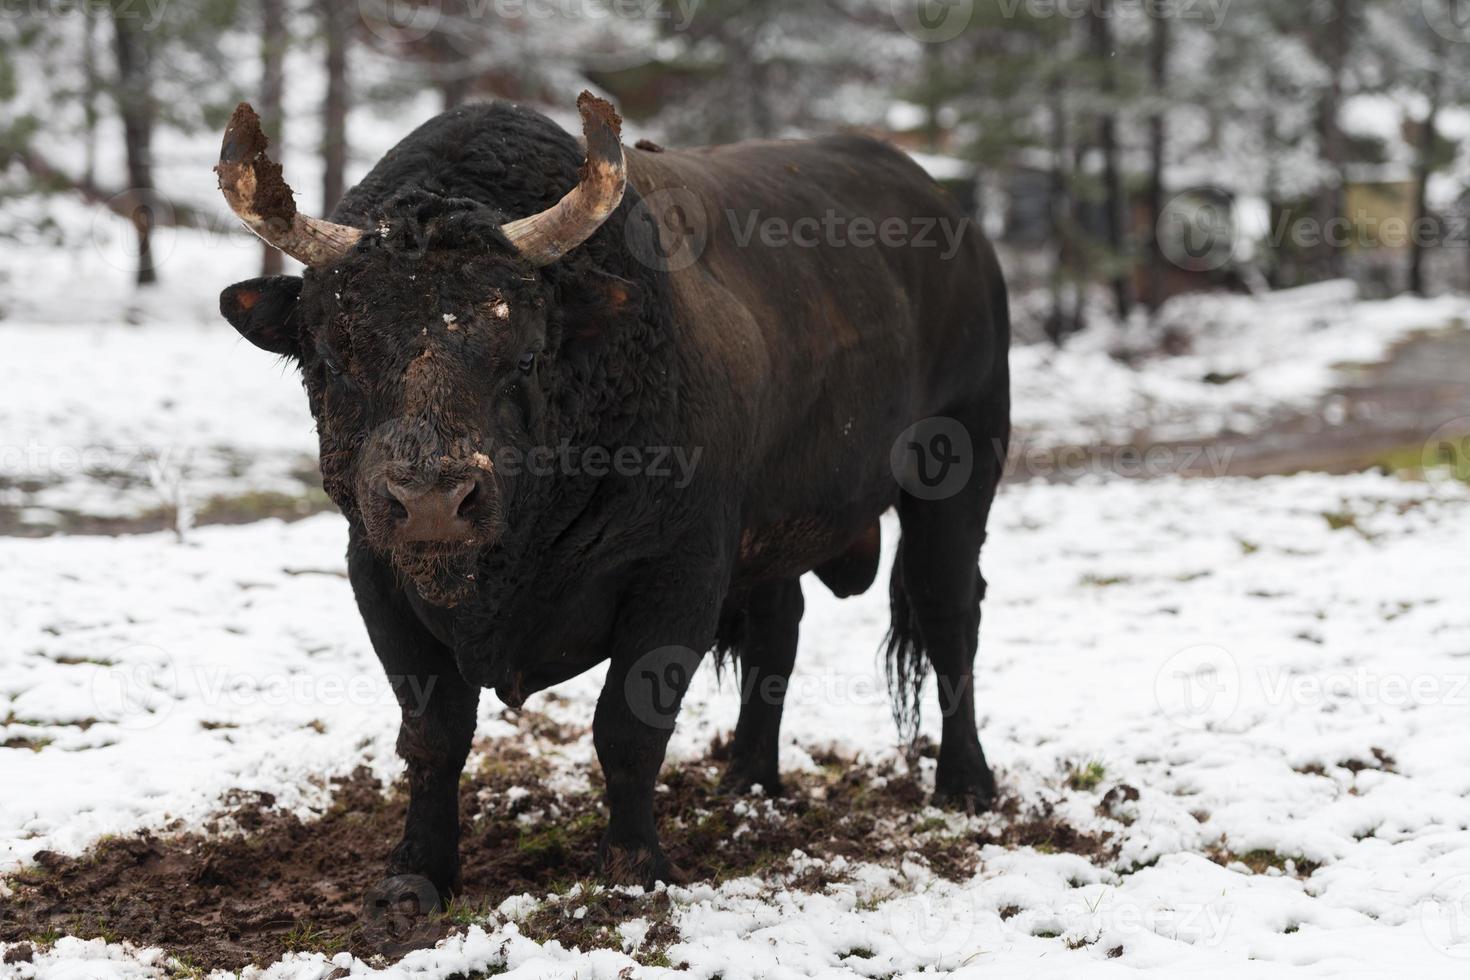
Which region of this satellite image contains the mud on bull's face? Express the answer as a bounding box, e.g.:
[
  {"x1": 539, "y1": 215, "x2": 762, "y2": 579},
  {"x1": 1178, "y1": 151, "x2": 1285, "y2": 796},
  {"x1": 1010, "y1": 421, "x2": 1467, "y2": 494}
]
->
[
  {"x1": 213, "y1": 93, "x2": 630, "y2": 605},
  {"x1": 220, "y1": 239, "x2": 555, "y2": 605}
]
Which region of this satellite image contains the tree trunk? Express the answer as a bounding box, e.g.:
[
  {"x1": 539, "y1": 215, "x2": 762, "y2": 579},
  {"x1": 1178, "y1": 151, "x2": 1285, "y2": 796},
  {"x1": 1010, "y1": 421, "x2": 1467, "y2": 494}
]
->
[
  {"x1": 110, "y1": 7, "x2": 156, "y2": 286},
  {"x1": 1313, "y1": 0, "x2": 1350, "y2": 282},
  {"x1": 321, "y1": 0, "x2": 349, "y2": 214},
  {"x1": 260, "y1": 0, "x2": 287, "y2": 276},
  {"x1": 1046, "y1": 79, "x2": 1072, "y2": 346},
  {"x1": 1262, "y1": 106, "x2": 1283, "y2": 289},
  {"x1": 1090, "y1": 0, "x2": 1132, "y2": 321},
  {"x1": 1071, "y1": 142, "x2": 1092, "y2": 336},
  {"x1": 82, "y1": 12, "x2": 100, "y2": 188},
  {"x1": 1410, "y1": 37, "x2": 1444, "y2": 298},
  {"x1": 433, "y1": 0, "x2": 471, "y2": 110},
  {"x1": 922, "y1": 43, "x2": 943, "y2": 154},
  {"x1": 1145, "y1": 14, "x2": 1169, "y2": 313}
]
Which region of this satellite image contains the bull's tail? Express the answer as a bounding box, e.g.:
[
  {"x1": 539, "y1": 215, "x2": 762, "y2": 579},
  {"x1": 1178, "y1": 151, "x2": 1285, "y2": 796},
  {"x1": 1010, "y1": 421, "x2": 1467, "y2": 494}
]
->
[{"x1": 883, "y1": 545, "x2": 928, "y2": 753}]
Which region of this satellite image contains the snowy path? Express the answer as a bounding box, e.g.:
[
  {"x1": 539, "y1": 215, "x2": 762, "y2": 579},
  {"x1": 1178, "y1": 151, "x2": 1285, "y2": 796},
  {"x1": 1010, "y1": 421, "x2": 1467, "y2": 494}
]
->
[{"x1": 4, "y1": 472, "x2": 1470, "y2": 977}]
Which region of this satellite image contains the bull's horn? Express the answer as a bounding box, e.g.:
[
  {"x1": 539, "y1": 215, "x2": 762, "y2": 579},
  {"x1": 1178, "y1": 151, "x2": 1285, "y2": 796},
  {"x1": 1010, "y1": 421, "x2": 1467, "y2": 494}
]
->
[
  {"x1": 215, "y1": 102, "x2": 363, "y2": 267},
  {"x1": 501, "y1": 91, "x2": 626, "y2": 266}
]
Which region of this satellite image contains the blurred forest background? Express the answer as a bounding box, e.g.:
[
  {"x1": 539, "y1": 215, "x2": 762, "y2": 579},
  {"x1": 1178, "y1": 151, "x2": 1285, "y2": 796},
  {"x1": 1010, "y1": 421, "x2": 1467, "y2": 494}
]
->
[{"x1": 2, "y1": 0, "x2": 1469, "y2": 343}]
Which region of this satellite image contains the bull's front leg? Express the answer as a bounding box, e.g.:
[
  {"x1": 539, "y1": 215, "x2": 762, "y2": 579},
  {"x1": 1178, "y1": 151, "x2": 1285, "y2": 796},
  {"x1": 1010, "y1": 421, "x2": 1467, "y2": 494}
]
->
[
  {"x1": 594, "y1": 568, "x2": 723, "y2": 886},
  {"x1": 383, "y1": 649, "x2": 479, "y2": 896},
  {"x1": 350, "y1": 541, "x2": 479, "y2": 901}
]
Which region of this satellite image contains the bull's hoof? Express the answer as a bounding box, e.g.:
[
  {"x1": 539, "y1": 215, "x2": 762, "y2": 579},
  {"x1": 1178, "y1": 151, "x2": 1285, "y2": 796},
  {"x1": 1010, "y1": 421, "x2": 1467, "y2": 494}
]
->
[
  {"x1": 932, "y1": 785, "x2": 997, "y2": 815},
  {"x1": 386, "y1": 840, "x2": 459, "y2": 903},
  {"x1": 598, "y1": 838, "x2": 684, "y2": 889},
  {"x1": 932, "y1": 766, "x2": 998, "y2": 815},
  {"x1": 716, "y1": 763, "x2": 785, "y2": 798}
]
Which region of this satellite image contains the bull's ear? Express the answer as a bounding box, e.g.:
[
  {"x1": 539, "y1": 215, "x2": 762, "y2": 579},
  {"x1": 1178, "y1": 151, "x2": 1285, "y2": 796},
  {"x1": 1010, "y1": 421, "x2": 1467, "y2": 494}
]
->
[{"x1": 220, "y1": 276, "x2": 304, "y2": 356}]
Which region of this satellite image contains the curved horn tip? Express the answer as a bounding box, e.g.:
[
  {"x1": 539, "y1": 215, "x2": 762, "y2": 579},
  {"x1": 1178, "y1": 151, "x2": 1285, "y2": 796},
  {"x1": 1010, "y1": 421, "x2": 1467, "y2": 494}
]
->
[
  {"x1": 215, "y1": 101, "x2": 298, "y2": 228},
  {"x1": 576, "y1": 90, "x2": 623, "y2": 142},
  {"x1": 495, "y1": 92, "x2": 628, "y2": 266},
  {"x1": 215, "y1": 102, "x2": 361, "y2": 266},
  {"x1": 220, "y1": 102, "x2": 268, "y2": 164}
]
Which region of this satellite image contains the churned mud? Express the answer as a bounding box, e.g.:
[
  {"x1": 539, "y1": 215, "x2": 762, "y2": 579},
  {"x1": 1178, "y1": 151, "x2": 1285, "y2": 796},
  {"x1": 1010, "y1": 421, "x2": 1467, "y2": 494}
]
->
[{"x1": 1, "y1": 727, "x2": 1115, "y2": 972}]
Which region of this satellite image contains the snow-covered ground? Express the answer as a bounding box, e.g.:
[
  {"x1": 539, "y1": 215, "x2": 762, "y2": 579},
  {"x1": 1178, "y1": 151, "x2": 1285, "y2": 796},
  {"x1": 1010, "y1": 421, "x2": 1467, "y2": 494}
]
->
[
  {"x1": 0, "y1": 201, "x2": 321, "y2": 533},
  {"x1": 4, "y1": 469, "x2": 1470, "y2": 978},
  {"x1": 5, "y1": 200, "x2": 1470, "y2": 978}
]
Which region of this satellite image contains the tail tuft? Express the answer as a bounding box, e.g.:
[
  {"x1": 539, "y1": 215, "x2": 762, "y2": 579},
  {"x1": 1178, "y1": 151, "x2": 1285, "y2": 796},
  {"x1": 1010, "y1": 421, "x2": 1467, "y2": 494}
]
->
[
  {"x1": 711, "y1": 600, "x2": 745, "y2": 682},
  {"x1": 882, "y1": 548, "x2": 929, "y2": 752}
]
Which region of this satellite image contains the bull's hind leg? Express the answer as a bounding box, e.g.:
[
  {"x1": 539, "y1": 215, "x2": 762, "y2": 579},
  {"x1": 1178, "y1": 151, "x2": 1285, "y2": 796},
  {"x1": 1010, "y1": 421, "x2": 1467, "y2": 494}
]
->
[
  {"x1": 719, "y1": 579, "x2": 804, "y2": 795},
  {"x1": 890, "y1": 420, "x2": 1005, "y2": 811}
]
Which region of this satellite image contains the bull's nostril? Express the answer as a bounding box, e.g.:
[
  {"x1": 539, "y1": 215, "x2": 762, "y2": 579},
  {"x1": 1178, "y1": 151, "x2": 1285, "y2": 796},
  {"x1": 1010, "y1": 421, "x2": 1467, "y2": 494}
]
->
[
  {"x1": 383, "y1": 480, "x2": 411, "y2": 521},
  {"x1": 457, "y1": 481, "x2": 480, "y2": 517}
]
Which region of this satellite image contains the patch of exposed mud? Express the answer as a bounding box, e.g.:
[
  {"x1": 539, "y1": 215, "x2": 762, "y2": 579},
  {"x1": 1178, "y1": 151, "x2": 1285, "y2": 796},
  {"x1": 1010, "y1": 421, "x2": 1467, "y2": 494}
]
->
[
  {"x1": 1008, "y1": 327, "x2": 1470, "y2": 484},
  {"x1": 1, "y1": 725, "x2": 1115, "y2": 972}
]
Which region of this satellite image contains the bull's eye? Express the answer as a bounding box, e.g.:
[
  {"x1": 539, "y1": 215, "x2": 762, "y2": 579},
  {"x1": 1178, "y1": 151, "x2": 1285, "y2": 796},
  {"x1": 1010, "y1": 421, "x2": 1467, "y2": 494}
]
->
[{"x1": 517, "y1": 352, "x2": 536, "y2": 374}]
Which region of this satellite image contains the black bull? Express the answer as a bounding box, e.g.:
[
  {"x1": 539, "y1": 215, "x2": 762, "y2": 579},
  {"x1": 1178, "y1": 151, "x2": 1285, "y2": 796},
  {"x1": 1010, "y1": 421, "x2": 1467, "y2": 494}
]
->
[{"x1": 217, "y1": 97, "x2": 1010, "y2": 897}]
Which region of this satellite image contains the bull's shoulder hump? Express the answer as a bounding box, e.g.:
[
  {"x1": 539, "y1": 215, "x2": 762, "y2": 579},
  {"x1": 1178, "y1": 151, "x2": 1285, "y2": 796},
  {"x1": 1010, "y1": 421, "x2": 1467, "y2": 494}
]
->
[{"x1": 630, "y1": 133, "x2": 928, "y2": 187}]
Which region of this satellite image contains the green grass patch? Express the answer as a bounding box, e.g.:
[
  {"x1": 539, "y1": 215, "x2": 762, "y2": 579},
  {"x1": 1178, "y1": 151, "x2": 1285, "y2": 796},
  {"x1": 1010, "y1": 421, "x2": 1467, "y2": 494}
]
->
[
  {"x1": 1065, "y1": 761, "x2": 1107, "y2": 792},
  {"x1": 1080, "y1": 574, "x2": 1132, "y2": 588},
  {"x1": 280, "y1": 921, "x2": 347, "y2": 955}
]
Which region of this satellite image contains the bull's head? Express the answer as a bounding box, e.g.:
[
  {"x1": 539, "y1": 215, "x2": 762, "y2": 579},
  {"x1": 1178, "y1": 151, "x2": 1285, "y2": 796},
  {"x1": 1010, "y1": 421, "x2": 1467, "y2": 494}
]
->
[{"x1": 216, "y1": 93, "x2": 633, "y2": 606}]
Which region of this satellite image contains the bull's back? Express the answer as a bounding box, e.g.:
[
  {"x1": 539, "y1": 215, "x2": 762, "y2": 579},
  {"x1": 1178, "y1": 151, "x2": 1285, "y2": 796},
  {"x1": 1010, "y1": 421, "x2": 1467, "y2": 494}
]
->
[{"x1": 626, "y1": 137, "x2": 1008, "y2": 582}]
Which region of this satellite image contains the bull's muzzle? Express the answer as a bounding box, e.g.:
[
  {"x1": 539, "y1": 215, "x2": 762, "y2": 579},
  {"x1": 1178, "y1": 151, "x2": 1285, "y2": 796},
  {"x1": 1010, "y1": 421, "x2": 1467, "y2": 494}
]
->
[{"x1": 382, "y1": 474, "x2": 483, "y2": 544}]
